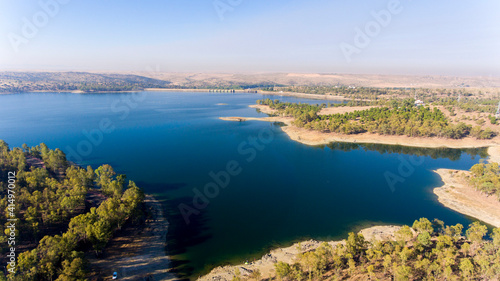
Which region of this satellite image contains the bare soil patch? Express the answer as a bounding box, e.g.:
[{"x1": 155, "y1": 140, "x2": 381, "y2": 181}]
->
[
  {"x1": 433, "y1": 169, "x2": 500, "y2": 228},
  {"x1": 87, "y1": 195, "x2": 177, "y2": 281}
]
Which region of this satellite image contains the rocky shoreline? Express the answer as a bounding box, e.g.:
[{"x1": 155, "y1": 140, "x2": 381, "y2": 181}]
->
[{"x1": 197, "y1": 225, "x2": 401, "y2": 281}]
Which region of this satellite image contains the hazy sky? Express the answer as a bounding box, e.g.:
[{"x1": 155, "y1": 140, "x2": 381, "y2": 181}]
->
[{"x1": 1, "y1": 0, "x2": 499, "y2": 76}]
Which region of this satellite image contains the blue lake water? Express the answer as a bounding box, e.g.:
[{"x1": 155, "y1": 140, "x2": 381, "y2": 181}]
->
[{"x1": 0, "y1": 91, "x2": 488, "y2": 279}]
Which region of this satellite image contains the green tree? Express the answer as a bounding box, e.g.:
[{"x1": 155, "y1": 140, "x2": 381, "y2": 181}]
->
[
  {"x1": 395, "y1": 225, "x2": 413, "y2": 243},
  {"x1": 412, "y1": 217, "x2": 433, "y2": 234},
  {"x1": 466, "y1": 221, "x2": 488, "y2": 243},
  {"x1": 275, "y1": 261, "x2": 292, "y2": 281},
  {"x1": 94, "y1": 164, "x2": 115, "y2": 192},
  {"x1": 417, "y1": 231, "x2": 432, "y2": 248},
  {"x1": 459, "y1": 258, "x2": 475, "y2": 280}
]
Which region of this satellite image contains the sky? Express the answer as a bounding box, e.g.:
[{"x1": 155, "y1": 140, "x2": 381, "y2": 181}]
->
[{"x1": 0, "y1": 0, "x2": 499, "y2": 76}]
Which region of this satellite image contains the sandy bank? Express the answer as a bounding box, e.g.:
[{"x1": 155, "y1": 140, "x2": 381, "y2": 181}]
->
[
  {"x1": 221, "y1": 105, "x2": 500, "y2": 150},
  {"x1": 488, "y1": 146, "x2": 500, "y2": 163},
  {"x1": 197, "y1": 225, "x2": 401, "y2": 281},
  {"x1": 219, "y1": 116, "x2": 283, "y2": 122},
  {"x1": 433, "y1": 169, "x2": 500, "y2": 228}
]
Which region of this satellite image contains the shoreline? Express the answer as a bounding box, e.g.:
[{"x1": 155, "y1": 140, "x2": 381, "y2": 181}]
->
[
  {"x1": 221, "y1": 105, "x2": 500, "y2": 152},
  {"x1": 2, "y1": 89, "x2": 347, "y2": 101},
  {"x1": 197, "y1": 225, "x2": 401, "y2": 281},
  {"x1": 145, "y1": 88, "x2": 352, "y2": 100},
  {"x1": 433, "y1": 169, "x2": 500, "y2": 228},
  {"x1": 88, "y1": 195, "x2": 177, "y2": 280}
]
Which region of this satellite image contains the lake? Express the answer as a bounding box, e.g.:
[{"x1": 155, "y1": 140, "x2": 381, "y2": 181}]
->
[{"x1": 0, "y1": 91, "x2": 488, "y2": 279}]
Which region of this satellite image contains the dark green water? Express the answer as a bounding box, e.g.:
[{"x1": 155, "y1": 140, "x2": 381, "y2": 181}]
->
[{"x1": 0, "y1": 92, "x2": 488, "y2": 279}]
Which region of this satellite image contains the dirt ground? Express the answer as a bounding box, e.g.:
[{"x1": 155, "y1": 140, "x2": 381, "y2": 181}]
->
[
  {"x1": 433, "y1": 169, "x2": 500, "y2": 228},
  {"x1": 433, "y1": 105, "x2": 500, "y2": 131},
  {"x1": 198, "y1": 225, "x2": 401, "y2": 281},
  {"x1": 87, "y1": 195, "x2": 178, "y2": 281}
]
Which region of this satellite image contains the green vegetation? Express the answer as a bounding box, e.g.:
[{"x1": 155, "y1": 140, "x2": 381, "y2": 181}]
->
[
  {"x1": 262, "y1": 85, "x2": 391, "y2": 100},
  {"x1": 257, "y1": 99, "x2": 497, "y2": 139},
  {"x1": 434, "y1": 98, "x2": 500, "y2": 115},
  {"x1": 0, "y1": 141, "x2": 145, "y2": 280},
  {"x1": 262, "y1": 85, "x2": 499, "y2": 105},
  {"x1": 469, "y1": 162, "x2": 500, "y2": 200},
  {"x1": 272, "y1": 218, "x2": 500, "y2": 280}
]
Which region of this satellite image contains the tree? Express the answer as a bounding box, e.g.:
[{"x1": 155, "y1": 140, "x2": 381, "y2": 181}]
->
[
  {"x1": 492, "y1": 228, "x2": 500, "y2": 247},
  {"x1": 412, "y1": 217, "x2": 433, "y2": 234},
  {"x1": 417, "y1": 231, "x2": 432, "y2": 248},
  {"x1": 459, "y1": 258, "x2": 475, "y2": 280},
  {"x1": 88, "y1": 219, "x2": 113, "y2": 255},
  {"x1": 432, "y1": 218, "x2": 445, "y2": 234},
  {"x1": 395, "y1": 225, "x2": 414, "y2": 243},
  {"x1": 56, "y1": 253, "x2": 87, "y2": 281},
  {"x1": 443, "y1": 223, "x2": 463, "y2": 240},
  {"x1": 466, "y1": 221, "x2": 488, "y2": 243},
  {"x1": 275, "y1": 261, "x2": 292, "y2": 281},
  {"x1": 94, "y1": 164, "x2": 115, "y2": 191},
  {"x1": 346, "y1": 232, "x2": 366, "y2": 257}
]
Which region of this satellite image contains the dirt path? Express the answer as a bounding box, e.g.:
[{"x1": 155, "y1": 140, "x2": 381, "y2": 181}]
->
[{"x1": 88, "y1": 195, "x2": 178, "y2": 280}]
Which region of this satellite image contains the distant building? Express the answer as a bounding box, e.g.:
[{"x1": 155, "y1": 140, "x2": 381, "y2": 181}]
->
[{"x1": 415, "y1": 99, "x2": 425, "y2": 106}]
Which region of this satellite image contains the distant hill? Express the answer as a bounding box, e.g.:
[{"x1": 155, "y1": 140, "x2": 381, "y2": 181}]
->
[
  {"x1": 0, "y1": 71, "x2": 172, "y2": 93},
  {"x1": 127, "y1": 72, "x2": 500, "y2": 89},
  {"x1": 2, "y1": 71, "x2": 500, "y2": 93}
]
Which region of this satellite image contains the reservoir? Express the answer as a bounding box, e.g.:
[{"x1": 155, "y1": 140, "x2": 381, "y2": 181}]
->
[{"x1": 0, "y1": 91, "x2": 487, "y2": 279}]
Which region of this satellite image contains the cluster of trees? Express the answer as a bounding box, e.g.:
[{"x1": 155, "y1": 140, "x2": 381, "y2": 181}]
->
[
  {"x1": 469, "y1": 162, "x2": 500, "y2": 200},
  {"x1": 259, "y1": 86, "x2": 500, "y2": 117},
  {"x1": 262, "y1": 86, "x2": 392, "y2": 100},
  {"x1": 271, "y1": 218, "x2": 500, "y2": 280},
  {"x1": 434, "y1": 98, "x2": 499, "y2": 114},
  {"x1": 0, "y1": 141, "x2": 145, "y2": 280},
  {"x1": 0, "y1": 142, "x2": 88, "y2": 244},
  {"x1": 257, "y1": 99, "x2": 497, "y2": 139},
  {"x1": 16, "y1": 180, "x2": 144, "y2": 281}
]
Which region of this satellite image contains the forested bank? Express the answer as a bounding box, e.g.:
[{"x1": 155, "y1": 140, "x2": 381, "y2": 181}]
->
[
  {"x1": 257, "y1": 99, "x2": 497, "y2": 140},
  {"x1": 225, "y1": 218, "x2": 500, "y2": 281},
  {"x1": 0, "y1": 141, "x2": 145, "y2": 280},
  {"x1": 468, "y1": 162, "x2": 500, "y2": 201}
]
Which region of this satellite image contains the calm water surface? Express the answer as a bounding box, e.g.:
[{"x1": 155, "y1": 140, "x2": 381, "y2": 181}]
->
[{"x1": 0, "y1": 91, "x2": 488, "y2": 279}]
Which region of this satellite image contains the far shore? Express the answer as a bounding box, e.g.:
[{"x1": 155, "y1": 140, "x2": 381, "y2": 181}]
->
[
  {"x1": 3, "y1": 88, "x2": 351, "y2": 101},
  {"x1": 198, "y1": 225, "x2": 401, "y2": 281},
  {"x1": 433, "y1": 169, "x2": 500, "y2": 228},
  {"x1": 145, "y1": 88, "x2": 353, "y2": 101}
]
